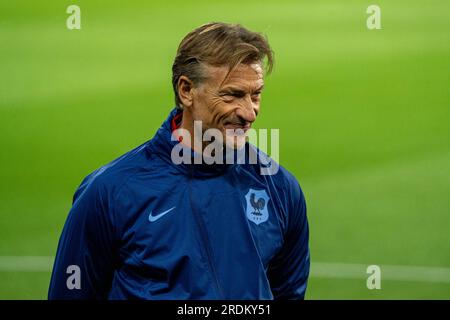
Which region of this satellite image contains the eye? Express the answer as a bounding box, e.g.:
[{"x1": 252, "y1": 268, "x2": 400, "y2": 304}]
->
[
  {"x1": 221, "y1": 94, "x2": 234, "y2": 102},
  {"x1": 232, "y1": 92, "x2": 245, "y2": 98},
  {"x1": 251, "y1": 92, "x2": 261, "y2": 101},
  {"x1": 221, "y1": 92, "x2": 244, "y2": 100}
]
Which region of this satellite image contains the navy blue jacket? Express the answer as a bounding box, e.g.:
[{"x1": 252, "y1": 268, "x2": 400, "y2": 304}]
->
[{"x1": 48, "y1": 108, "x2": 310, "y2": 299}]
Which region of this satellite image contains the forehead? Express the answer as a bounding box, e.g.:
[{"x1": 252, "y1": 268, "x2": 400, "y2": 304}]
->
[{"x1": 203, "y1": 63, "x2": 264, "y2": 90}]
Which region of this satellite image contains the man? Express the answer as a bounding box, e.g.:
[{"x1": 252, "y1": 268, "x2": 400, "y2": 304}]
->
[{"x1": 49, "y1": 22, "x2": 310, "y2": 299}]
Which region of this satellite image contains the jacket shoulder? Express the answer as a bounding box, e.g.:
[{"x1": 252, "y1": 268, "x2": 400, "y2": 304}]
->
[{"x1": 73, "y1": 140, "x2": 153, "y2": 202}]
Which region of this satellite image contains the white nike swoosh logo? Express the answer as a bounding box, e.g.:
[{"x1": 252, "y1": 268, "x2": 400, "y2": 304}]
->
[{"x1": 148, "y1": 206, "x2": 176, "y2": 222}]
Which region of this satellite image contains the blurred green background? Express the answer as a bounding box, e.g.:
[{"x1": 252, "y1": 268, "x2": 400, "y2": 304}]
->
[{"x1": 0, "y1": 0, "x2": 449, "y2": 299}]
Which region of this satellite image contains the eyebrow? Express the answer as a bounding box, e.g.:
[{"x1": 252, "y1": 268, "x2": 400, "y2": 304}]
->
[{"x1": 218, "y1": 84, "x2": 264, "y2": 95}]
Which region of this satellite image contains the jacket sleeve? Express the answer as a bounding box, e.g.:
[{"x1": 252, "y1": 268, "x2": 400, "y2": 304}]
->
[
  {"x1": 48, "y1": 174, "x2": 117, "y2": 299},
  {"x1": 267, "y1": 180, "x2": 310, "y2": 300}
]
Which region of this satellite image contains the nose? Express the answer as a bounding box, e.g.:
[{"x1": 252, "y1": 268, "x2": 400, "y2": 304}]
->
[{"x1": 235, "y1": 96, "x2": 258, "y2": 123}]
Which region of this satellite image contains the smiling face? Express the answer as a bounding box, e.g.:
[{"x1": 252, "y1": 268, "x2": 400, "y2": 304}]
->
[{"x1": 178, "y1": 62, "x2": 265, "y2": 150}]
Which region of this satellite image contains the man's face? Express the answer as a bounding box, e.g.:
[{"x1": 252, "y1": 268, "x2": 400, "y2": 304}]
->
[{"x1": 190, "y1": 62, "x2": 264, "y2": 150}]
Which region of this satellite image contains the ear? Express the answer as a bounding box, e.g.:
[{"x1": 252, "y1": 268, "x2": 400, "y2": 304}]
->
[{"x1": 177, "y1": 76, "x2": 194, "y2": 108}]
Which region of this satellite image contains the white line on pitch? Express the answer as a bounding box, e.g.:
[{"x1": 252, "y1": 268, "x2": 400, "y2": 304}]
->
[
  {"x1": 0, "y1": 257, "x2": 449, "y2": 284},
  {"x1": 311, "y1": 262, "x2": 450, "y2": 283},
  {"x1": 0, "y1": 256, "x2": 54, "y2": 272}
]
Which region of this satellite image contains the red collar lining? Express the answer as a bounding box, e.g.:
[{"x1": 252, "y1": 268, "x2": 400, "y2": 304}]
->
[{"x1": 171, "y1": 112, "x2": 183, "y2": 142}]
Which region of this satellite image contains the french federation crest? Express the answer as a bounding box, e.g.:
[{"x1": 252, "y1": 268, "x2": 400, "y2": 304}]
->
[{"x1": 245, "y1": 188, "x2": 270, "y2": 225}]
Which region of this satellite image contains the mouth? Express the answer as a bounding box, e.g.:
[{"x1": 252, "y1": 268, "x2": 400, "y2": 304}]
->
[{"x1": 222, "y1": 122, "x2": 251, "y2": 133}]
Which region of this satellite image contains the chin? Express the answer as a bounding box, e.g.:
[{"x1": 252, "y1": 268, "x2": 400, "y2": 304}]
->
[{"x1": 224, "y1": 136, "x2": 247, "y2": 150}]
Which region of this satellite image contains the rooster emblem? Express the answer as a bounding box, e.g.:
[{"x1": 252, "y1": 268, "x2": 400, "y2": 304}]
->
[
  {"x1": 250, "y1": 193, "x2": 265, "y2": 215},
  {"x1": 245, "y1": 188, "x2": 270, "y2": 225}
]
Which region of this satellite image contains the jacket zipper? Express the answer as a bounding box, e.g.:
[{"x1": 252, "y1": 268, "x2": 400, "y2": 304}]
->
[{"x1": 187, "y1": 170, "x2": 224, "y2": 299}]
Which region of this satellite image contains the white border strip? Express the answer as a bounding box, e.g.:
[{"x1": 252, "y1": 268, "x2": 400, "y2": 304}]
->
[{"x1": 0, "y1": 257, "x2": 449, "y2": 284}]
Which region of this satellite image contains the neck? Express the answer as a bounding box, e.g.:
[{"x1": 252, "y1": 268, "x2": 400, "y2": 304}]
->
[{"x1": 178, "y1": 110, "x2": 209, "y2": 155}]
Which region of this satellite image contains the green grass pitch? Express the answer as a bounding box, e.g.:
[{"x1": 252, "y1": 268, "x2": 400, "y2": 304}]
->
[{"x1": 0, "y1": 0, "x2": 449, "y2": 299}]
